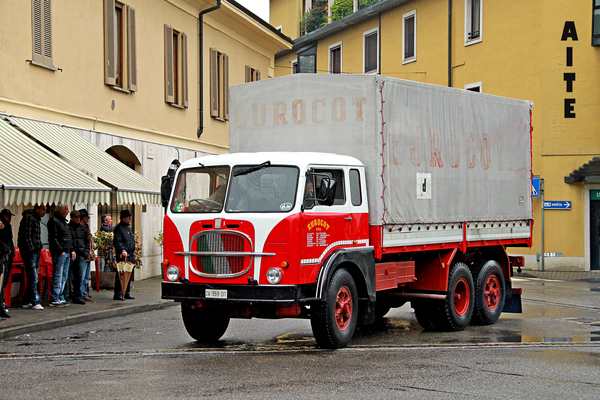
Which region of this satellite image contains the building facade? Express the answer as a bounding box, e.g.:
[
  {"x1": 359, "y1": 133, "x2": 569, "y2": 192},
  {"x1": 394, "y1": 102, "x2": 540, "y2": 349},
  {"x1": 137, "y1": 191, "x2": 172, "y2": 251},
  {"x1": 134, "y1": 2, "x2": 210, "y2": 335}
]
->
[
  {"x1": 0, "y1": 0, "x2": 291, "y2": 279},
  {"x1": 271, "y1": 0, "x2": 600, "y2": 271}
]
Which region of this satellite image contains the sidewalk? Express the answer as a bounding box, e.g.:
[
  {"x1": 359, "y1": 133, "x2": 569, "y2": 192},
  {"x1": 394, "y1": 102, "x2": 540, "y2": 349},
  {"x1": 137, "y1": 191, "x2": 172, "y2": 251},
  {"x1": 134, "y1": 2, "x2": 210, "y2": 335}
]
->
[{"x1": 0, "y1": 276, "x2": 176, "y2": 340}]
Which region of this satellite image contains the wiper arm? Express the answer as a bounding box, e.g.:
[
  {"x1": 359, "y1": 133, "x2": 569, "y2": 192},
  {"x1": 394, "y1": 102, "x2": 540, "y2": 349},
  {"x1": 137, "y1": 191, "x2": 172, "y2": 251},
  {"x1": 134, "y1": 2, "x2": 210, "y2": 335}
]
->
[
  {"x1": 199, "y1": 163, "x2": 228, "y2": 181},
  {"x1": 233, "y1": 161, "x2": 271, "y2": 177}
]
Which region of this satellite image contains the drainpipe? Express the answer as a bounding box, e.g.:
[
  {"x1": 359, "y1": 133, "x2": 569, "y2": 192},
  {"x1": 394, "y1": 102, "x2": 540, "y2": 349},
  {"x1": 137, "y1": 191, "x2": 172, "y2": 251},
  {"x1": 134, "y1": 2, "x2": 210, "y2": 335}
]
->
[
  {"x1": 448, "y1": 0, "x2": 452, "y2": 87},
  {"x1": 198, "y1": 0, "x2": 222, "y2": 138}
]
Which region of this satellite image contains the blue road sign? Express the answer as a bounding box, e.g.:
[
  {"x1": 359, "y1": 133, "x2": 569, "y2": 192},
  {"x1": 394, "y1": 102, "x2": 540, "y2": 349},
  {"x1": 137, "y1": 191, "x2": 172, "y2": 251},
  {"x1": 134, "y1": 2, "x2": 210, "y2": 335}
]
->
[
  {"x1": 532, "y1": 177, "x2": 540, "y2": 198},
  {"x1": 543, "y1": 201, "x2": 571, "y2": 210}
]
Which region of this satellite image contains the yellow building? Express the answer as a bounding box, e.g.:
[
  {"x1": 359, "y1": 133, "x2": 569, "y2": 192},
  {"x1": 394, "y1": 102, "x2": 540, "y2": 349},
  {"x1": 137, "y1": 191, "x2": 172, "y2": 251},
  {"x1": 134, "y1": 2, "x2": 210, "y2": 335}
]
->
[
  {"x1": 271, "y1": 0, "x2": 600, "y2": 271},
  {"x1": 0, "y1": 0, "x2": 291, "y2": 279}
]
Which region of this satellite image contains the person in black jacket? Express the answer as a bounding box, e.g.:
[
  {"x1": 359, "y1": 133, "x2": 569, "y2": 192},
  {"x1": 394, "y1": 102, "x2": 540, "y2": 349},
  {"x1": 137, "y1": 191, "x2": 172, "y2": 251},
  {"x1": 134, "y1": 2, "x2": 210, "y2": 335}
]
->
[
  {"x1": 68, "y1": 210, "x2": 89, "y2": 305},
  {"x1": 17, "y1": 204, "x2": 46, "y2": 310},
  {"x1": 113, "y1": 210, "x2": 136, "y2": 300},
  {"x1": 47, "y1": 204, "x2": 73, "y2": 307},
  {"x1": 0, "y1": 209, "x2": 16, "y2": 318}
]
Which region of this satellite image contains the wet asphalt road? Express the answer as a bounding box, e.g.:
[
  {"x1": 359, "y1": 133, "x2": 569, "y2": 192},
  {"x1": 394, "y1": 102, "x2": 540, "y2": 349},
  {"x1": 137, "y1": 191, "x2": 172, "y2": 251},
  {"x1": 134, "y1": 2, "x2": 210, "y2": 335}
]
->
[{"x1": 1, "y1": 277, "x2": 599, "y2": 399}]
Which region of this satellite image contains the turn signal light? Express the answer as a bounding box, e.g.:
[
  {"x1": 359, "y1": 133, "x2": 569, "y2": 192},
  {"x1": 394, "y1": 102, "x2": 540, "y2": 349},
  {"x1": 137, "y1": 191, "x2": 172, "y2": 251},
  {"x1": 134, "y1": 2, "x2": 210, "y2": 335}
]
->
[
  {"x1": 162, "y1": 259, "x2": 170, "y2": 267},
  {"x1": 280, "y1": 261, "x2": 289, "y2": 269}
]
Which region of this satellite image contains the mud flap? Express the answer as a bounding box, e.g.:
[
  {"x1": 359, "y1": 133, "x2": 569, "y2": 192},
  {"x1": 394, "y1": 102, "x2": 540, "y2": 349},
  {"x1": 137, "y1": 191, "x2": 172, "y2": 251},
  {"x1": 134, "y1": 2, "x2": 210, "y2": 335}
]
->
[
  {"x1": 359, "y1": 298, "x2": 375, "y2": 325},
  {"x1": 502, "y1": 288, "x2": 522, "y2": 313}
]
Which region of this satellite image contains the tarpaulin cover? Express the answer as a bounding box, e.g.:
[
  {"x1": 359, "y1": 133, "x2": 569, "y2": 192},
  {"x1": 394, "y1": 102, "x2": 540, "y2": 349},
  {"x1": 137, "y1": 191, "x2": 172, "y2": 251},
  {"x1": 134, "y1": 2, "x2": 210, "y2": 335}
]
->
[{"x1": 229, "y1": 74, "x2": 532, "y2": 226}]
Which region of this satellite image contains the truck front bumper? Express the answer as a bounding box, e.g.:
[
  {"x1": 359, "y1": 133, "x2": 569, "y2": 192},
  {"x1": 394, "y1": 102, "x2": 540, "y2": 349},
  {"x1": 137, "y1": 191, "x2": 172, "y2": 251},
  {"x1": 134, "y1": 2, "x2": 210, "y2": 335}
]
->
[{"x1": 161, "y1": 281, "x2": 316, "y2": 303}]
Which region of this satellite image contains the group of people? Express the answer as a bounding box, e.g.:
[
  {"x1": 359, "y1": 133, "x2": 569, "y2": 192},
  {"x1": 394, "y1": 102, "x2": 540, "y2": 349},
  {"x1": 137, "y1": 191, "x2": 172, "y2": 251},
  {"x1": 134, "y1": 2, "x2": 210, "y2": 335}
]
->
[{"x1": 0, "y1": 207, "x2": 136, "y2": 321}]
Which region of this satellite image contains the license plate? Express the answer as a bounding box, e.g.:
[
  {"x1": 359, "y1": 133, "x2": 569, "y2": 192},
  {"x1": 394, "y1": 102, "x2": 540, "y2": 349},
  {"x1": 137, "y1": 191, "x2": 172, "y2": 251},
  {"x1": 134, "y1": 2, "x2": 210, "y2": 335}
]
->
[{"x1": 205, "y1": 289, "x2": 227, "y2": 299}]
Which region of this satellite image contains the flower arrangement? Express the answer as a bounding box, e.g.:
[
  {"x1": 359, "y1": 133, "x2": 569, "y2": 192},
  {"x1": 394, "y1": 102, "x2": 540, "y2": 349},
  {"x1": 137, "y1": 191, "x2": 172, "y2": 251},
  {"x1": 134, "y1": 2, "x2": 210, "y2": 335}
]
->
[{"x1": 154, "y1": 231, "x2": 163, "y2": 247}]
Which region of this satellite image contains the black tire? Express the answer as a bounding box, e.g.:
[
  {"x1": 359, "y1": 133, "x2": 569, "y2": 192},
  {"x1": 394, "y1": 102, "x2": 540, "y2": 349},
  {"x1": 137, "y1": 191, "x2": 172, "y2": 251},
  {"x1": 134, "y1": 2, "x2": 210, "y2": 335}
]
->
[
  {"x1": 435, "y1": 262, "x2": 474, "y2": 331},
  {"x1": 413, "y1": 300, "x2": 440, "y2": 331},
  {"x1": 471, "y1": 260, "x2": 505, "y2": 325},
  {"x1": 181, "y1": 301, "x2": 230, "y2": 342},
  {"x1": 311, "y1": 269, "x2": 358, "y2": 349}
]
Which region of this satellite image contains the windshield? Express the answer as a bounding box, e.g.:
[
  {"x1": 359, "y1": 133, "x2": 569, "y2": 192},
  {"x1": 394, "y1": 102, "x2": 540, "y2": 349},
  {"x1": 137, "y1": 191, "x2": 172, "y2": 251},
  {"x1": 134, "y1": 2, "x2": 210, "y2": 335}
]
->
[
  {"x1": 225, "y1": 165, "x2": 299, "y2": 213},
  {"x1": 170, "y1": 166, "x2": 230, "y2": 213}
]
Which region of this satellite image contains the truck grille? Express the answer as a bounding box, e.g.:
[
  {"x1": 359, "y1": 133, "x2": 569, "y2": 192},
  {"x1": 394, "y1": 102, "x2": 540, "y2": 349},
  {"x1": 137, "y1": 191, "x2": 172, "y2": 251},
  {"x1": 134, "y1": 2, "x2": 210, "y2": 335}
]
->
[{"x1": 194, "y1": 231, "x2": 251, "y2": 276}]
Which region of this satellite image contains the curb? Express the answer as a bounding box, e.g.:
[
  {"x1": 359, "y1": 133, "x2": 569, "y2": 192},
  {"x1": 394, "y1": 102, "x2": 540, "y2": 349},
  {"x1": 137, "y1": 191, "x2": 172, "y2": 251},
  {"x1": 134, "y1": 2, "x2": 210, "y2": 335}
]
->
[{"x1": 0, "y1": 301, "x2": 179, "y2": 340}]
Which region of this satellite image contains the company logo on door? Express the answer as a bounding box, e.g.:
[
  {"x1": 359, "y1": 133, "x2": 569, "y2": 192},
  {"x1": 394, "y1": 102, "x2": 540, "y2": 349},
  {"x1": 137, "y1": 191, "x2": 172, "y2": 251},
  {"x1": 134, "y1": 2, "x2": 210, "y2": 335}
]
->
[
  {"x1": 307, "y1": 219, "x2": 330, "y2": 231},
  {"x1": 307, "y1": 219, "x2": 330, "y2": 248}
]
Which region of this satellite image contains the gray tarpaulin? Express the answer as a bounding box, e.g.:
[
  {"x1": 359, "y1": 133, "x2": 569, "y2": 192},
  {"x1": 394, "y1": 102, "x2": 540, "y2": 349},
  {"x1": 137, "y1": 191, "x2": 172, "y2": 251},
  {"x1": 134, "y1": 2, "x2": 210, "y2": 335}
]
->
[{"x1": 230, "y1": 74, "x2": 532, "y2": 226}]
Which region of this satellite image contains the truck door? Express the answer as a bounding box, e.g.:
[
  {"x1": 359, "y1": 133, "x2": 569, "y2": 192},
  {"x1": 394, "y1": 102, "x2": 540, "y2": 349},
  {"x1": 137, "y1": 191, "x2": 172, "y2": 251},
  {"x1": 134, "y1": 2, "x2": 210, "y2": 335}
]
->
[{"x1": 301, "y1": 167, "x2": 355, "y2": 269}]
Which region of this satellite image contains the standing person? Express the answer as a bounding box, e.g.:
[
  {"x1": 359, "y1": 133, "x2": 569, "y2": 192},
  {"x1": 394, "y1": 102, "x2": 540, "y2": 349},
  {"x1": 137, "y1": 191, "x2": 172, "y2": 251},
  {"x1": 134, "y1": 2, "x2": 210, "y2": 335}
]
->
[
  {"x1": 100, "y1": 214, "x2": 113, "y2": 232},
  {"x1": 68, "y1": 210, "x2": 89, "y2": 305},
  {"x1": 113, "y1": 210, "x2": 135, "y2": 301},
  {"x1": 0, "y1": 210, "x2": 16, "y2": 318},
  {"x1": 47, "y1": 204, "x2": 73, "y2": 307},
  {"x1": 79, "y1": 209, "x2": 95, "y2": 302},
  {"x1": 17, "y1": 204, "x2": 47, "y2": 310},
  {"x1": 99, "y1": 214, "x2": 113, "y2": 272}
]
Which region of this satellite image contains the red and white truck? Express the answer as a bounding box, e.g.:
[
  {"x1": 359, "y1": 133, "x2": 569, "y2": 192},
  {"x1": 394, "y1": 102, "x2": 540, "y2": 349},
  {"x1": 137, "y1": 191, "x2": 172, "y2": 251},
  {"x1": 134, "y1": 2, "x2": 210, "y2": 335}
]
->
[{"x1": 161, "y1": 74, "x2": 532, "y2": 348}]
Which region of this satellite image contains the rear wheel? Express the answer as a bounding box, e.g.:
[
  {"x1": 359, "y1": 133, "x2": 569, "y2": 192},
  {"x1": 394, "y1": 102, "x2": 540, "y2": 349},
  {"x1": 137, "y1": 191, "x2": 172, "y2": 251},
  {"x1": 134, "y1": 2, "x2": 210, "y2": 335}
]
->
[
  {"x1": 181, "y1": 301, "x2": 230, "y2": 342},
  {"x1": 311, "y1": 269, "x2": 358, "y2": 349},
  {"x1": 471, "y1": 260, "x2": 505, "y2": 325}
]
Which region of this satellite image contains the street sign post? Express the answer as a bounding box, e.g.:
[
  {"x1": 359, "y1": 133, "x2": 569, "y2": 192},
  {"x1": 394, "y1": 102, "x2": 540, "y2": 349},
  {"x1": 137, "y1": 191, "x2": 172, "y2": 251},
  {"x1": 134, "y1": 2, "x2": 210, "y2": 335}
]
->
[{"x1": 543, "y1": 201, "x2": 571, "y2": 210}]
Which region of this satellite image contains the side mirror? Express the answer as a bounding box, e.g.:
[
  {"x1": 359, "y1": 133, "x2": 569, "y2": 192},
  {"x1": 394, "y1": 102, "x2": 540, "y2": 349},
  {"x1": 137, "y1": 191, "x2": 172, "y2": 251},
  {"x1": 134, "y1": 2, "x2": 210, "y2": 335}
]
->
[
  {"x1": 317, "y1": 177, "x2": 336, "y2": 206},
  {"x1": 161, "y1": 175, "x2": 173, "y2": 208},
  {"x1": 161, "y1": 159, "x2": 180, "y2": 209}
]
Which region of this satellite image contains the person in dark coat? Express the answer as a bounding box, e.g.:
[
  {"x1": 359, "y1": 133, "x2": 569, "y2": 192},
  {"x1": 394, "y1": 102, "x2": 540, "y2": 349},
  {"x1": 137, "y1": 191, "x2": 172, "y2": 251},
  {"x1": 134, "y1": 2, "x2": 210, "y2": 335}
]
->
[
  {"x1": 68, "y1": 210, "x2": 89, "y2": 305},
  {"x1": 113, "y1": 210, "x2": 136, "y2": 300},
  {"x1": 0, "y1": 209, "x2": 16, "y2": 318},
  {"x1": 47, "y1": 204, "x2": 73, "y2": 307},
  {"x1": 17, "y1": 204, "x2": 47, "y2": 310}
]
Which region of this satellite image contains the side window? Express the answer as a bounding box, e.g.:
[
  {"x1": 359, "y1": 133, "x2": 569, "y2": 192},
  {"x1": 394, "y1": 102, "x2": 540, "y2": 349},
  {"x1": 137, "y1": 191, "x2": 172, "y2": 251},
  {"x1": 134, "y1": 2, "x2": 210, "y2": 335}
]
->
[
  {"x1": 465, "y1": 0, "x2": 482, "y2": 45},
  {"x1": 245, "y1": 66, "x2": 261, "y2": 82},
  {"x1": 314, "y1": 169, "x2": 345, "y2": 206},
  {"x1": 165, "y1": 25, "x2": 188, "y2": 108},
  {"x1": 349, "y1": 169, "x2": 362, "y2": 206},
  {"x1": 31, "y1": 0, "x2": 54, "y2": 69},
  {"x1": 210, "y1": 48, "x2": 229, "y2": 120},
  {"x1": 104, "y1": 0, "x2": 137, "y2": 91}
]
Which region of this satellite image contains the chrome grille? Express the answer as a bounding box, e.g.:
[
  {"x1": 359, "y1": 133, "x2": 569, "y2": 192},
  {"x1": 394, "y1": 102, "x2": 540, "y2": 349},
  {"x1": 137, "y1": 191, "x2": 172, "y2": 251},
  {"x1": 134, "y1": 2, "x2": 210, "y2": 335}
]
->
[{"x1": 194, "y1": 231, "x2": 249, "y2": 276}]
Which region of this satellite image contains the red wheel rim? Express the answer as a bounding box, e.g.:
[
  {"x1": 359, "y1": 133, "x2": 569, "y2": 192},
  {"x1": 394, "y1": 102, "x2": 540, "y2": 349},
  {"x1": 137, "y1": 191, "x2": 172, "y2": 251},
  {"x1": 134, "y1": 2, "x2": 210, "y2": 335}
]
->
[
  {"x1": 335, "y1": 286, "x2": 352, "y2": 331},
  {"x1": 483, "y1": 275, "x2": 501, "y2": 311},
  {"x1": 453, "y1": 278, "x2": 470, "y2": 316}
]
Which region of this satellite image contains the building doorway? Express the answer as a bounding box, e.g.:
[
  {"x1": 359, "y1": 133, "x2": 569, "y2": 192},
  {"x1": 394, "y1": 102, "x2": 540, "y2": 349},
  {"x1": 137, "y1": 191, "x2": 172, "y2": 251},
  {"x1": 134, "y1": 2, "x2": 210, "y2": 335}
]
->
[{"x1": 590, "y1": 190, "x2": 600, "y2": 270}]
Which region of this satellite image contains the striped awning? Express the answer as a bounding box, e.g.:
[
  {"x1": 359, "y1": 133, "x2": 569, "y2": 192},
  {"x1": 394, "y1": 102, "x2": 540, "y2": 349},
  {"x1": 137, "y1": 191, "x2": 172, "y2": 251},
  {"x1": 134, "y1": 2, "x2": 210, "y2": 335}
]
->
[
  {"x1": 0, "y1": 118, "x2": 111, "y2": 206},
  {"x1": 9, "y1": 118, "x2": 161, "y2": 206}
]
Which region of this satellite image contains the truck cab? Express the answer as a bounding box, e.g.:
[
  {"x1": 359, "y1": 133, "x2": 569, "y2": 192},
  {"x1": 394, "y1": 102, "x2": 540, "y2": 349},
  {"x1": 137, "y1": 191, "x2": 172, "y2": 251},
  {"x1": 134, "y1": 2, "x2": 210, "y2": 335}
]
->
[{"x1": 162, "y1": 152, "x2": 374, "y2": 348}]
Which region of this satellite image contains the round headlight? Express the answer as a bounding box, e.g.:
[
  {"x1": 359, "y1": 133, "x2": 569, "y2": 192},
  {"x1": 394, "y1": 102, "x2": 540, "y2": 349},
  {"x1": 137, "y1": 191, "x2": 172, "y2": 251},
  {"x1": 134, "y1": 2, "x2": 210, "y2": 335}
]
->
[
  {"x1": 166, "y1": 265, "x2": 180, "y2": 282},
  {"x1": 266, "y1": 268, "x2": 282, "y2": 284}
]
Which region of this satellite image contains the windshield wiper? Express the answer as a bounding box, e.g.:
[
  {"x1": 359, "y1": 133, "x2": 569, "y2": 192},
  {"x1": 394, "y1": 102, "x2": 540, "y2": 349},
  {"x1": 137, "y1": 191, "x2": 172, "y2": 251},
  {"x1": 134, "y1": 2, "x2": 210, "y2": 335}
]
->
[
  {"x1": 233, "y1": 161, "x2": 271, "y2": 177},
  {"x1": 199, "y1": 163, "x2": 228, "y2": 181}
]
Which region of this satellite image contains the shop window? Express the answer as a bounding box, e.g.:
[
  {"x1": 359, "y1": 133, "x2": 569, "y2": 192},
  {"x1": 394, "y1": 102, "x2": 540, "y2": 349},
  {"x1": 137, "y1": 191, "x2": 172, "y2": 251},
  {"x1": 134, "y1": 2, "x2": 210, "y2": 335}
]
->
[
  {"x1": 104, "y1": 0, "x2": 137, "y2": 91},
  {"x1": 210, "y1": 48, "x2": 229, "y2": 120},
  {"x1": 165, "y1": 25, "x2": 188, "y2": 108}
]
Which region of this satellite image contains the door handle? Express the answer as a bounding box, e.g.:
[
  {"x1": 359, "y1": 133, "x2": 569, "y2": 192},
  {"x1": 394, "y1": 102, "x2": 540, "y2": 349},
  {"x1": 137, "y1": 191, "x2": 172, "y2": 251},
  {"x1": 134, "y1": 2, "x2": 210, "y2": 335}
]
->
[{"x1": 344, "y1": 216, "x2": 353, "y2": 221}]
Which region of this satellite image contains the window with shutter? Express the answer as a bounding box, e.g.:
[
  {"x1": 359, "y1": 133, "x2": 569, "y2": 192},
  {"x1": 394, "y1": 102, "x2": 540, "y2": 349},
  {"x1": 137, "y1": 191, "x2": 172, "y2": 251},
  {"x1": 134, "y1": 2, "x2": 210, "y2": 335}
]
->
[
  {"x1": 329, "y1": 42, "x2": 342, "y2": 74},
  {"x1": 210, "y1": 48, "x2": 229, "y2": 120},
  {"x1": 31, "y1": 0, "x2": 54, "y2": 69},
  {"x1": 164, "y1": 26, "x2": 188, "y2": 108},
  {"x1": 245, "y1": 65, "x2": 261, "y2": 82},
  {"x1": 104, "y1": 0, "x2": 137, "y2": 91}
]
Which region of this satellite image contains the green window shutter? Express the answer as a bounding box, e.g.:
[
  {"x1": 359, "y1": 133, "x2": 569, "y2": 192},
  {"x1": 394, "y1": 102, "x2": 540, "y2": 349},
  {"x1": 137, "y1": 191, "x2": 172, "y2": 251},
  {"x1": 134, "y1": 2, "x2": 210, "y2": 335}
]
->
[
  {"x1": 127, "y1": 6, "x2": 137, "y2": 92},
  {"x1": 164, "y1": 25, "x2": 174, "y2": 103},
  {"x1": 104, "y1": 0, "x2": 116, "y2": 85}
]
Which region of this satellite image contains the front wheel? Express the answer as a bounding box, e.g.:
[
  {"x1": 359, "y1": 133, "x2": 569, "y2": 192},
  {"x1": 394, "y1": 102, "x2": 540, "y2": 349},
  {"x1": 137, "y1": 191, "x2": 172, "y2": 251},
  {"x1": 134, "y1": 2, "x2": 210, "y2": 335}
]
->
[
  {"x1": 311, "y1": 269, "x2": 358, "y2": 349},
  {"x1": 181, "y1": 301, "x2": 230, "y2": 342}
]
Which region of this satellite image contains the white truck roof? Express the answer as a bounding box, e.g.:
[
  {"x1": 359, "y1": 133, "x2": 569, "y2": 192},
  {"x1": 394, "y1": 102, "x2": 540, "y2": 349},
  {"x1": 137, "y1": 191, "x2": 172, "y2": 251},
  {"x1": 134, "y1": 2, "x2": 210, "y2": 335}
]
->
[{"x1": 180, "y1": 152, "x2": 364, "y2": 171}]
